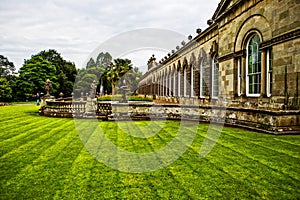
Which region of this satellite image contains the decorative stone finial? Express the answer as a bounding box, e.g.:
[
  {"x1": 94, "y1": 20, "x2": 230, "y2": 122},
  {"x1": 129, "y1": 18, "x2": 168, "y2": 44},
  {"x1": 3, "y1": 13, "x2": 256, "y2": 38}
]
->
[{"x1": 207, "y1": 19, "x2": 213, "y2": 25}]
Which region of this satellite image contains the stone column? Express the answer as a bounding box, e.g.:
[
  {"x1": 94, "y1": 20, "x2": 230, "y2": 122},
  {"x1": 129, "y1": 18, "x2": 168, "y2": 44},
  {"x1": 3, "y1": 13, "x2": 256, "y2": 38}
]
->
[
  {"x1": 178, "y1": 70, "x2": 181, "y2": 97},
  {"x1": 165, "y1": 74, "x2": 168, "y2": 97},
  {"x1": 187, "y1": 65, "x2": 191, "y2": 97},
  {"x1": 261, "y1": 50, "x2": 267, "y2": 96},
  {"x1": 241, "y1": 56, "x2": 246, "y2": 95},
  {"x1": 191, "y1": 66, "x2": 194, "y2": 97},
  {"x1": 169, "y1": 72, "x2": 172, "y2": 96},
  {"x1": 183, "y1": 67, "x2": 187, "y2": 97},
  {"x1": 173, "y1": 71, "x2": 176, "y2": 97}
]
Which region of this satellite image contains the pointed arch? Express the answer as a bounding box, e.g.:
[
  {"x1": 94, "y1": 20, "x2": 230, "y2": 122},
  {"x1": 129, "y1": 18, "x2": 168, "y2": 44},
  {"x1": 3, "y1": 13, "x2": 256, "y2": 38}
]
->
[
  {"x1": 190, "y1": 53, "x2": 196, "y2": 97},
  {"x1": 182, "y1": 58, "x2": 188, "y2": 97},
  {"x1": 198, "y1": 49, "x2": 210, "y2": 97},
  {"x1": 177, "y1": 60, "x2": 182, "y2": 97}
]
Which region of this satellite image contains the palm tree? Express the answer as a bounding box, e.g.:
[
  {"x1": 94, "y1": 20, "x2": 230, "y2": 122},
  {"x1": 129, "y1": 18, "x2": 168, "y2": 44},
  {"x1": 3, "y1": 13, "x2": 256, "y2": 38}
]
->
[{"x1": 106, "y1": 58, "x2": 132, "y2": 95}]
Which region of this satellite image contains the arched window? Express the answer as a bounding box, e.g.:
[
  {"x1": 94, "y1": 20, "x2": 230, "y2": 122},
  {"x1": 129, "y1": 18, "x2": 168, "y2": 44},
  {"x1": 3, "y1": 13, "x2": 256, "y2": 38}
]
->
[
  {"x1": 190, "y1": 64, "x2": 194, "y2": 97},
  {"x1": 212, "y1": 56, "x2": 219, "y2": 98},
  {"x1": 200, "y1": 59, "x2": 208, "y2": 98},
  {"x1": 246, "y1": 33, "x2": 261, "y2": 96},
  {"x1": 183, "y1": 66, "x2": 187, "y2": 97}
]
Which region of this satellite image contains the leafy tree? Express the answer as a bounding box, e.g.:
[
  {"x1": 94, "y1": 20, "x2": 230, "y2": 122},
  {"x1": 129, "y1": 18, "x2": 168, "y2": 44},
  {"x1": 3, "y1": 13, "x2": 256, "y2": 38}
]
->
[
  {"x1": 0, "y1": 55, "x2": 17, "y2": 101},
  {"x1": 15, "y1": 56, "x2": 58, "y2": 101},
  {"x1": 96, "y1": 52, "x2": 112, "y2": 67},
  {"x1": 106, "y1": 58, "x2": 132, "y2": 95},
  {"x1": 0, "y1": 55, "x2": 16, "y2": 79},
  {"x1": 0, "y1": 78, "x2": 12, "y2": 101},
  {"x1": 74, "y1": 52, "x2": 113, "y2": 96},
  {"x1": 86, "y1": 58, "x2": 96, "y2": 69},
  {"x1": 36, "y1": 49, "x2": 77, "y2": 96},
  {"x1": 74, "y1": 53, "x2": 139, "y2": 97},
  {"x1": 123, "y1": 67, "x2": 143, "y2": 93}
]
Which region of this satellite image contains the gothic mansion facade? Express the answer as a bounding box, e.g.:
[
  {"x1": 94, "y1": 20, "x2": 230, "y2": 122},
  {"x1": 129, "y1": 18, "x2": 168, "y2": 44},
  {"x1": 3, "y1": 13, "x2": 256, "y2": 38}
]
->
[{"x1": 138, "y1": 0, "x2": 300, "y2": 133}]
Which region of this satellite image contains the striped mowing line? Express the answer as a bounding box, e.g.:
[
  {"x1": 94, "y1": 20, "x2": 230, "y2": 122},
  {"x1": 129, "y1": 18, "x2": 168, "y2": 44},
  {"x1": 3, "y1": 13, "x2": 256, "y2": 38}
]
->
[
  {"x1": 0, "y1": 122, "x2": 72, "y2": 189},
  {"x1": 0, "y1": 119, "x2": 68, "y2": 157}
]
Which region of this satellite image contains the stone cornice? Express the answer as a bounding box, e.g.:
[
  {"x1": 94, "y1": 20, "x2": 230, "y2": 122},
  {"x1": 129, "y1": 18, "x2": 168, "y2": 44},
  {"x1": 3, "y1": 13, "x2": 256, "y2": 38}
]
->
[
  {"x1": 218, "y1": 29, "x2": 300, "y2": 62},
  {"x1": 261, "y1": 28, "x2": 300, "y2": 49},
  {"x1": 160, "y1": 23, "x2": 219, "y2": 66}
]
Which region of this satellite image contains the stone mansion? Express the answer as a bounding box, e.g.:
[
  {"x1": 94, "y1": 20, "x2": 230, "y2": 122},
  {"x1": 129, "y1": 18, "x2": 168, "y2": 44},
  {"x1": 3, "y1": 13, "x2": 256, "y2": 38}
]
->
[{"x1": 138, "y1": 0, "x2": 300, "y2": 133}]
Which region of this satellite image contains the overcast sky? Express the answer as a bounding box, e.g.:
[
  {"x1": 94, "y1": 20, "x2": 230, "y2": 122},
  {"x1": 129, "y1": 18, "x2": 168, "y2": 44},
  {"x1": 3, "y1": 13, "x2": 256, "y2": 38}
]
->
[{"x1": 0, "y1": 0, "x2": 220, "y2": 72}]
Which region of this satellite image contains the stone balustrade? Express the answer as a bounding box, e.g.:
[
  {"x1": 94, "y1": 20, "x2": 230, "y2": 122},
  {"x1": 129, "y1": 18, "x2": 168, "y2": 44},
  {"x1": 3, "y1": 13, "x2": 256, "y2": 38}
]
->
[
  {"x1": 40, "y1": 100, "x2": 300, "y2": 134},
  {"x1": 40, "y1": 101, "x2": 86, "y2": 118}
]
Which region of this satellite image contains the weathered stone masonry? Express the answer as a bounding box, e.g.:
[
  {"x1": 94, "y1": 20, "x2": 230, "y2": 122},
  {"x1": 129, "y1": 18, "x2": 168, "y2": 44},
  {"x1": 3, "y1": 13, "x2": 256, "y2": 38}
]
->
[{"x1": 138, "y1": 0, "x2": 300, "y2": 133}]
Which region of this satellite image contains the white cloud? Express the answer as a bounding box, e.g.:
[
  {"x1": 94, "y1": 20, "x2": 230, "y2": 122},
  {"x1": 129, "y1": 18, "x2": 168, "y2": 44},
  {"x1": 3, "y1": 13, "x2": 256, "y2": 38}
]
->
[{"x1": 0, "y1": 0, "x2": 220, "y2": 71}]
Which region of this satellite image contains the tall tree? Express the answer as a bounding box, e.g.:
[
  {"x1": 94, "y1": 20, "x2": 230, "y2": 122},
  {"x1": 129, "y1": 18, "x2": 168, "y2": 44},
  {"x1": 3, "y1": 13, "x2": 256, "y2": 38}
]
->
[
  {"x1": 74, "y1": 52, "x2": 113, "y2": 96},
  {"x1": 0, "y1": 55, "x2": 16, "y2": 78},
  {"x1": 123, "y1": 67, "x2": 143, "y2": 93},
  {"x1": 36, "y1": 49, "x2": 77, "y2": 96},
  {"x1": 86, "y1": 58, "x2": 96, "y2": 69},
  {"x1": 106, "y1": 58, "x2": 132, "y2": 95},
  {"x1": 15, "y1": 56, "x2": 58, "y2": 101},
  {"x1": 0, "y1": 78, "x2": 12, "y2": 101},
  {"x1": 0, "y1": 55, "x2": 17, "y2": 101},
  {"x1": 96, "y1": 52, "x2": 112, "y2": 67}
]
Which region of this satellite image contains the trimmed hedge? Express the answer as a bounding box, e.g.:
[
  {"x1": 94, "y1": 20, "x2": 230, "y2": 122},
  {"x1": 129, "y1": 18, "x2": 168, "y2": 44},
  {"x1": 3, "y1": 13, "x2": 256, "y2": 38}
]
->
[{"x1": 98, "y1": 95, "x2": 152, "y2": 102}]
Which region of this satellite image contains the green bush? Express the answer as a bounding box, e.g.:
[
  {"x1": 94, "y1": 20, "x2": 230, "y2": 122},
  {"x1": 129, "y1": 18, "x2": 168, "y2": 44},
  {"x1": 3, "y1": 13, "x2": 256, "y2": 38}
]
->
[{"x1": 128, "y1": 96, "x2": 152, "y2": 102}]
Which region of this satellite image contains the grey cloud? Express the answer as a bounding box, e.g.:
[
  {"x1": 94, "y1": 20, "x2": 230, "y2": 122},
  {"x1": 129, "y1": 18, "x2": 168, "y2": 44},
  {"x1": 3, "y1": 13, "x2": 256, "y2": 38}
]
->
[{"x1": 0, "y1": 0, "x2": 220, "y2": 70}]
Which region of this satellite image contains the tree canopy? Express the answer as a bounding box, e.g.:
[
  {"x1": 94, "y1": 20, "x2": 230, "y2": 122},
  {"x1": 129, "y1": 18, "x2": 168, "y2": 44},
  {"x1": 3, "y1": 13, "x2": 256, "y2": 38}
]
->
[
  {"x1": 73, "y1": 52, "x2": 142, "y2": 97},
  {"x1": 36, "y1": 49, "x2": 77, "y2": 97},
  {"x1": 0, "y1": 55, "x2": 16, "y2": 79},
  {"x1": 105, "y1": 58, "x2": 133, "y2": 95},
  {"x1": 0, "y1": 55, "x2": 16, "y2": 101},
  {"x1": 15, "y1": 56, "x2": 58, "y2": 100},
  {"x1": 15, "y1": 49, "x2": 77, "y2": 101},
  {"x1": 0, "y1": 78, "x2": 13, "y2": 101},
  {"x1": 2, "y1": 50, "x2": 143, "y2": 101},
  {"x1": 74, "y1": 52, "x2": 112, "y2": 96}
]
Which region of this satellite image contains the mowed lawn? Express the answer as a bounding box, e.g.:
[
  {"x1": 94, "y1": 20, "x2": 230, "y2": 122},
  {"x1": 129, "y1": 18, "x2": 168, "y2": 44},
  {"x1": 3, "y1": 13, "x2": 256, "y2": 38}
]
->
[{"x1": 0, "y1": 105, "x2": 300, "y2": 199}]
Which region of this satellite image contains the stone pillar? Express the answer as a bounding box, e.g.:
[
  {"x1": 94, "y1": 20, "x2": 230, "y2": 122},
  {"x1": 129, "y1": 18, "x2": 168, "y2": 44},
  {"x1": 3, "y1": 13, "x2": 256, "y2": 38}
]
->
[
  {"x1": 261, "y1": 50, "x2": 267, "y2": 96},
  {"x1": 162, "y1": 75, "x2": 165, "y2": 96},
  {"x1": 180, "y1": 67, "x2": 184, "y2": 97},
  {"x1": 173, "y1": 71, "x2": 176, "y2": 97},
  {"x1": 191, "y1": 65, "x2": 194, "y2": 97},
  {"x1": 178, "y1": 69, "x2": 181, "y2": 97},
  {"x1": 241, "y1": 56, "x2": 246, "y2": 95},
  {"x1": 169, "y1": 72, "x2": 172, "y2": 96},
  {"x1": 183, "y1": 67, "x2": 187, "y2": 97}
]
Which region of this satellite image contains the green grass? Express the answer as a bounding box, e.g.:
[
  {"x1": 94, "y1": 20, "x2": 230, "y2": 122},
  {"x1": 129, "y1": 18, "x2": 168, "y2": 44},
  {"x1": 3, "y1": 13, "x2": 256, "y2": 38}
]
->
[{"x1": 0, "y1": 105, "x2": 300, "y2": 199}]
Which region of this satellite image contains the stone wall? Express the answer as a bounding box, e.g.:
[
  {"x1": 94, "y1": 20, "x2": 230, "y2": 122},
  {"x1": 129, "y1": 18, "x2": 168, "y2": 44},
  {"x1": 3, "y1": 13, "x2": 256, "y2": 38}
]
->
[{"x1": 40, "y1": 100, "x2": 300, "y2": 134}]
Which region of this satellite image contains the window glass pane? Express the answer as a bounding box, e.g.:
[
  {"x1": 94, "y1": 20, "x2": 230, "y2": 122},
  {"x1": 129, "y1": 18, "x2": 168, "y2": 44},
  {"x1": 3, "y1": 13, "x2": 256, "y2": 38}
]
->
[{"x1": 247, "y1": 33, "x2": 261, "y2": 95}]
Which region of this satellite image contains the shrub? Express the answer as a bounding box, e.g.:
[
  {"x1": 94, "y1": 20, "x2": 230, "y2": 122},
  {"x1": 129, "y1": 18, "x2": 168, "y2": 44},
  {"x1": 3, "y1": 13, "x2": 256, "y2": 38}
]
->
[{"x1": 98, "y1": 94, "x2": 152, "y2": 102}]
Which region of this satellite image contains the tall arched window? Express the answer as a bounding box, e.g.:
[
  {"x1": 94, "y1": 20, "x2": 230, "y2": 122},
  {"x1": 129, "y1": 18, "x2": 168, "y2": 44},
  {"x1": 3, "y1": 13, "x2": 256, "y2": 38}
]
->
[
  {"x1": 190, "y1": 64, "x2": 194, "y2": 97},
  {"x1": 246, "y1": 33, "x2": 261, "y2": 96},
  {"x1": 212, "y1": 56, "x2": 219, "y2": 98},
  {"x1": 183, "y1": 66, "x2": 187, "y2": 97},
  {"x1": 199, "y1": 60, "x2": 206, "y2": 97}
]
